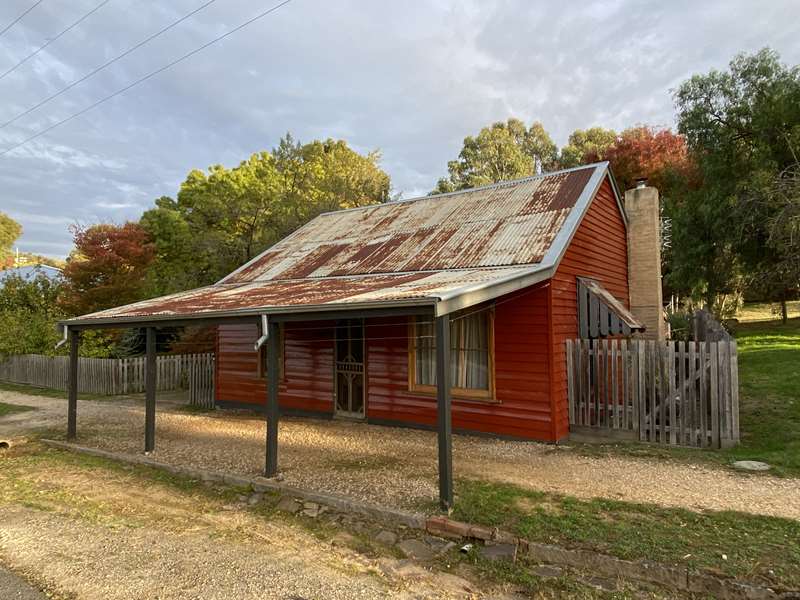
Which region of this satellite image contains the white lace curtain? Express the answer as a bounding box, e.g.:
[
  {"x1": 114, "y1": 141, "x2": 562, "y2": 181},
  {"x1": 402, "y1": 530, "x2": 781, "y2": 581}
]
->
[{"x1": 414, "y1": 311, "x2": 489, "y2": 390}]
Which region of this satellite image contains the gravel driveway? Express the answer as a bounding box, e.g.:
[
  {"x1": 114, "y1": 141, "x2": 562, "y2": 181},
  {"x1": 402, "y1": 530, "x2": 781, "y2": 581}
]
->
[{"x1": 3, "y1": 390, "x2": 800, "y2": 520}]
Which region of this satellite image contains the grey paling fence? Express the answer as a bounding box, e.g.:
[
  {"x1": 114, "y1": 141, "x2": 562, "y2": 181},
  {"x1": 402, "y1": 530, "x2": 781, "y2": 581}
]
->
[
  {"x1": 0, "y1": 353, "x2": 215, "y2": 408},
  {"x1": 566, "y1": 339, "x2": 739, "y2": 448}
]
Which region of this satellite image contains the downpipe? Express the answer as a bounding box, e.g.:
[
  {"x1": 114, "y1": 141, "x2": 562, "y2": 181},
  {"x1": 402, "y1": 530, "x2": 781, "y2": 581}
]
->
[
  {"x1": 54, "y1": 324, "x2": 68, "y2": 350},
  {"x1": 254, "y1": 314, "x2": 269, "y2": 351}
]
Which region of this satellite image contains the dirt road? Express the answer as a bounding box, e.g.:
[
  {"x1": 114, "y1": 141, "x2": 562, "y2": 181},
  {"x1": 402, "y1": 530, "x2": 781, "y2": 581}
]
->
[{"x1": 0, "y1": 442, "x2": 509, "y2": 600}]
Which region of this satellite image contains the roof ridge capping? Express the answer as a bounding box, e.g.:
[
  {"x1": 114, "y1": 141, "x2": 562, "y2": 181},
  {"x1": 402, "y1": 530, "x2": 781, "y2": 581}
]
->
[{"x1": 318, "y1": 161, "x2": 610, "y2": 217}]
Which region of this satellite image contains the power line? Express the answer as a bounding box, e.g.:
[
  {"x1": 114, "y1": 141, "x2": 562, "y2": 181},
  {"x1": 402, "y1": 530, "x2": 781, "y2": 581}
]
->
[
  {"x1": 0, "y1": 0, "x2": 44, "y2": 39},
  {"x1": 0, "y1": 0, "x2": 295, "y2": 158},
  {"x1": 0, "y1": 0, "x2": 218, "y2": 130},
  {"x1": 0, "y1": 0, "x2": 112, "y2": 82}
]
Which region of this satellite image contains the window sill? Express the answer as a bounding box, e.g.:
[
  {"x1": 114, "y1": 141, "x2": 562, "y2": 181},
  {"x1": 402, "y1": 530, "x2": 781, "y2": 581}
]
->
[{"x1": 408, "y1": 384, "x2": 498, "y2": 404}]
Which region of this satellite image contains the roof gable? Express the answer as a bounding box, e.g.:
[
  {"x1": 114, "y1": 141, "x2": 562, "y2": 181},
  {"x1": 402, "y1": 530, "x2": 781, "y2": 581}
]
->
[{"x1": 223, "y1": 164, "x2": 602, "y2": 284}]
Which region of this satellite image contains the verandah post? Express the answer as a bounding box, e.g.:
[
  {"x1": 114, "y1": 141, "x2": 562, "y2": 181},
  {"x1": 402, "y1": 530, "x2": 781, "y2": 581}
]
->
[
  {"x1": 435, "y1": 313, "x2": 453, "y2": 511},
  {"x1": 67, "y1": 328, "x2": 80, "y2": 440},
  {"x1": 144, "y1": 327, "x2": 157, "y2": 453},
  {"x1": 265, "y1": 319, "x2": 280, "y2": 477}
]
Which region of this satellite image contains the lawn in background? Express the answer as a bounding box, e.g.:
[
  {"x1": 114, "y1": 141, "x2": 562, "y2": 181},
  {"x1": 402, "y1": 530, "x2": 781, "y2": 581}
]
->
[{"x1": 723, "y1": 313, "x2": 800, "y2": 475}]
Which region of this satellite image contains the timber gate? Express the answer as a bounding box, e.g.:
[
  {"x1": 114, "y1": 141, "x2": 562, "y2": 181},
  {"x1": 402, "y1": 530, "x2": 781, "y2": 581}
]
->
[{"x1": 566, "y1": 339, "x2": 739, "y2": 448}]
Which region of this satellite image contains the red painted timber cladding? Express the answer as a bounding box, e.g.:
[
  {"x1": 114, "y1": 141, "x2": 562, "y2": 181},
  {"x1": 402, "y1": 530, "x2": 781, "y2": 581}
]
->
[
  {"x1": 216, "y1": 322, "x2": 334, "y2": 413},
  {"x1": 215, "y1": 283, "x2": 554, "y2": 440},
  {"x1": 549, "y1": 177, "x2": 630, "y2": 440},
  {"x1": 365, "y1": 284, "x2": 554, "y2": 440}
]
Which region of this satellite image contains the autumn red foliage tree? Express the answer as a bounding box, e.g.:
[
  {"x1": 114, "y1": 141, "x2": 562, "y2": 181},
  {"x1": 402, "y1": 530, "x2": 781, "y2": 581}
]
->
[
  {"x1": 59, "y1": 222, "x2": 155, "y2": 317},
  {"x1": 586, "y1": 126, "x2": 696, "y2": 191}
]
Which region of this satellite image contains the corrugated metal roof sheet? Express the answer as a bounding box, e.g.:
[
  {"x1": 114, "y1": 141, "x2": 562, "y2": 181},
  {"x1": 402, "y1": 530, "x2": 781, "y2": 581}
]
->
[
  {"x1": 67, "y1": 163, "x2": 615, "y2": 324},
  {"x1": 223, "y1": 166, "x2": 595, "y2": 283},
  {"x1": 77, "y1": 267, "x2": 534, "y2": 321}
]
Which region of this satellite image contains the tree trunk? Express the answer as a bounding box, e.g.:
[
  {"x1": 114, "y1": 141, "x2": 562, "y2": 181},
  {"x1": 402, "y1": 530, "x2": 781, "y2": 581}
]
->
[{"x1": 781, "y1": 297, "x2": 788, "y2": 325}]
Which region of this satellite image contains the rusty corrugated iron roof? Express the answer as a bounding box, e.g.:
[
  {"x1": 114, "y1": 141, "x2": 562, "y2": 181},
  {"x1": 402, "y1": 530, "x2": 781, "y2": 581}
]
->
[
  {"x1": 66, "y1": 163, "x2": 620, "y2": 324},
  {"x1": 222, "y1": 165, "x2": 595, "y2": 283}
]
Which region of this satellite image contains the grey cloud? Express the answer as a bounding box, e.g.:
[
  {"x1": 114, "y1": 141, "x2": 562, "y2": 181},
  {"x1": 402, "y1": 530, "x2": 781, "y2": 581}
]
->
[{"x1": 0, "y1": 0, "x2": 798, "y2": 256}]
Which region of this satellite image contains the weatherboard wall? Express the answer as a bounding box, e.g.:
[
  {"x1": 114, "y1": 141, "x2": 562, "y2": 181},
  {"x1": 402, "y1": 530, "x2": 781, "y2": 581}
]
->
[
  {"x1": 214, "y1": 283, "x2": 556, "y2": 440},
  {"x1": 549, "y1": 176, "x2": 631, "y2": 440}
]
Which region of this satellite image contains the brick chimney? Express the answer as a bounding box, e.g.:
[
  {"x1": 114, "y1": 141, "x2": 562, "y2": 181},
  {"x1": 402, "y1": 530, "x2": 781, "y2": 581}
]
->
[{"x1": 625, "y1": 181, "x2": 666, "y2": 340}]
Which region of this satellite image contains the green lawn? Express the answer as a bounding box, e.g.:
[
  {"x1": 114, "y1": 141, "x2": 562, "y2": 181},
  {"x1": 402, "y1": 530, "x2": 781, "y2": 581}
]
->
[
  {"x1": 452, "y1": 478, "x2": 800, "y2": 588},
  {"x1": 0, "y1": 401, "x2": 35, "y2": 417},
  {"x1": 720, "y1": 316, "x2": 800, "y2": 475},
  {"x1": 0, "y1": 381, "x2": 113, "y2": 402}
]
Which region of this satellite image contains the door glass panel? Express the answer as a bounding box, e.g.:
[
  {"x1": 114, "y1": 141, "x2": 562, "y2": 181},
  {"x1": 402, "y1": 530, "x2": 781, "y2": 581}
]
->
[{"x1": 335, "y1": 319, "x2": 365, "y2": 418}]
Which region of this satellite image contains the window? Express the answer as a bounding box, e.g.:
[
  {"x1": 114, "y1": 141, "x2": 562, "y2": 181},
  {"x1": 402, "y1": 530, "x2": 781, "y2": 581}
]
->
[
  {"x1": 258, "y1": 323, "x2": 285, "y2": 379},
  {"x1": 408, "y1": 309, "x2": 495, "y2": 400}
]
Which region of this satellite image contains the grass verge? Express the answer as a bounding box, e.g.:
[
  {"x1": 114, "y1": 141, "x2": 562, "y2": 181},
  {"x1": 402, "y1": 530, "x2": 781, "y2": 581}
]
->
[
  {"x1": 2, "y1": 443, "x2": 684, "y2": 598},
  {"x1": 0, "y1": 380, "x2": 113, "y2": 402},
  {"x1": 452, "y1": 478, "x2": 800, "y2": 589},
  {"x1": 0, "y1": 401, "x2": 36, "y2": 416}
]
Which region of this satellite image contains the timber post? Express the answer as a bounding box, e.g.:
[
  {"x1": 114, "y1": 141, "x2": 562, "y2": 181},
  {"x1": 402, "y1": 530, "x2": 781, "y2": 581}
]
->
[
  {"x1": 67, "y1": 328, "x2": 80, "y2": 440},
  {"x1": 265, "y1": 319, "x2": 280, "y2": 477},
  {"x1": 144, "y1": 327, "x2": 157, "y2": 453},
  {"x1": 435, "y1": 314, "x2": 453, "y2": 511}
]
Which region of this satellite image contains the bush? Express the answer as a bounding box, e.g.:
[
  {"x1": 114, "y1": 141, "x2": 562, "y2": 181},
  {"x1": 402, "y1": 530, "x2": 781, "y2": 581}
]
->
[
  {"x1": 0, "y1": 309, "x2": 62, "y2": 355},
  {"x1": 666, "y1": 309, "x2": 693, "y2": 341}
]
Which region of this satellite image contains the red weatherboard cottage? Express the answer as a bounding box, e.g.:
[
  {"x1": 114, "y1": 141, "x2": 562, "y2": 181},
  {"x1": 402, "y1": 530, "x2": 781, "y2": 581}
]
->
[
  {"x1": 212, "y1": 162, "x2": 642, "y2": 442},
  {"x1": 62, "y1": 162, "x2": 652, "y2": 509}
]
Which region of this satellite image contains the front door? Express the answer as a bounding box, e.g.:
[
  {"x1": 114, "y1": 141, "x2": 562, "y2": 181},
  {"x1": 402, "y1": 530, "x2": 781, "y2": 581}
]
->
[{"x1": 334, "y1": 319, "x2": 365, "y2": 419}]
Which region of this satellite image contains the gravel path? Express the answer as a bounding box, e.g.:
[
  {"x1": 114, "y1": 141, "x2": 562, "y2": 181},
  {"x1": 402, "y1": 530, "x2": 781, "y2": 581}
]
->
[{"x1": 3, "y1": 390, "x2": 800, "y2": 520}]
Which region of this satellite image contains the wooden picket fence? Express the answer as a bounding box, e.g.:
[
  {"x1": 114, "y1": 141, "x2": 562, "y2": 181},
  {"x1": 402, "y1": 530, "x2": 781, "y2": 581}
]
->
[
  {"x1": 0, "y1": 353, "x2": 215, "y2": 408},
  {"x1": 566, "y1": 339, "x2": 739, "y2": 448}
]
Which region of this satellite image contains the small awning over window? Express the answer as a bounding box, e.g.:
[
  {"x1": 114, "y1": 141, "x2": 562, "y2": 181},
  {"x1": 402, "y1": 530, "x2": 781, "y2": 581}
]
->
[{"x1": 577, "y1": 277, "x2": 645, "y2": 338}]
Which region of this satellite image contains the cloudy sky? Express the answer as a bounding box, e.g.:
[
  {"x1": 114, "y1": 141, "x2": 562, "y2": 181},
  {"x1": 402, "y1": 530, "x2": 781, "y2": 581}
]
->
[{"x1": 1, "y1": 0, "x2": 798, "y2": 257}]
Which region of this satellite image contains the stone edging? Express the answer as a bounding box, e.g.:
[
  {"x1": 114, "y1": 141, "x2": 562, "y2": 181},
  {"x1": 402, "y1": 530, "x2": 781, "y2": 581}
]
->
[
  {"x1": 42, "y1": 440, "x2": 792, "y2": 600},
  {"x1": 425, "y1": 516, "x2": 789, "y2": 600}
]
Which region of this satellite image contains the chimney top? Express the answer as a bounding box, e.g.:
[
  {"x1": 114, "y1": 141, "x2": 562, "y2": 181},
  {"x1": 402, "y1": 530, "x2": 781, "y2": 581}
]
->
[{"x1": 635, "y1": 177, "x2": 648, "y2": 189}]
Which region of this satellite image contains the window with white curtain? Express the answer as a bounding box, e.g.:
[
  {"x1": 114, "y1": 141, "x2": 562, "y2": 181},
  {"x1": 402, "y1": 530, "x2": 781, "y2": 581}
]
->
[{"x1": 409, "y1": 308, "x2": 494, "y2": 399}]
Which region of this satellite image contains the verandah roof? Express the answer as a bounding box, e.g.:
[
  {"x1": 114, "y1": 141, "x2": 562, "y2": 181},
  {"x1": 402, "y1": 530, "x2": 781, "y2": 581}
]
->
[{"x1": 65, "y1": 266, "x2": 539, "y2": 325}]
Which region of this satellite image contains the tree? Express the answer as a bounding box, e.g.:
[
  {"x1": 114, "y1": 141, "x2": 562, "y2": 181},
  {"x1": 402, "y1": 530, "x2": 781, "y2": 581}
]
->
[
  {"x1": 0, "y1": 270, "x2": 63, "y2": 355},
  {"x1": 141, "y1": 135, "x2": 390, "y2": 293},
  {"x1": 59, "y1": 222, "x2": 155, "y2": 317},
  {"x1": 742, "y1": 164, "x2": 800, "y2": 322},
  {"x1": 433, "y1": 119, "x2": 557, "y2": 193},
  {"x1": 591, "y1": 127, "x2": 694, "y2": 192},
  {"x1": 674, "y1": 48, "x2": 800, "y2": 313},
  {"x1": 558, "y1": 127, "x2": 617, "y2": 168},
  {"x1": 0, "y1": 211, "x2": 22, "y2": 263}
]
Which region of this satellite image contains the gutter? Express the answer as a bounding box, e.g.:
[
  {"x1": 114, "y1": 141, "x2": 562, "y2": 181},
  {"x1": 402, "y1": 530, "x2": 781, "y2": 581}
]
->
[{"x1": 59, "y1": 297, "x2": 437, "y2": 329}]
